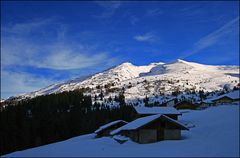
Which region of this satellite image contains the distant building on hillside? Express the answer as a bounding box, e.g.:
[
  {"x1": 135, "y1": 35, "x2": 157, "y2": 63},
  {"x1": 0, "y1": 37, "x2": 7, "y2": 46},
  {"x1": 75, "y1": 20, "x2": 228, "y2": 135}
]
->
[
  {"x1": 196, "y1": 101, "x2": 214, "y2": 109},
  {"x1": 174, "y1": 100, "x2": 198, "y2": 110},
  {"x1": 94, "y1": 120, "x2": 128, "y2": 138},
  {"x1": 203, "y1": 90, "x2": 240, "y2": 105},
  {"x1": 111, "y1": 114, "x2": 189, "y2": 144},
  {"x1": 212, "y1": 96, "x2": 235, "y2": 104},
  {"x1": 159, "y1": 98, "x2": 177, "y2": 107},
  {"x1": 133, "y1": 106, "x2": 181, "y2": 120}
]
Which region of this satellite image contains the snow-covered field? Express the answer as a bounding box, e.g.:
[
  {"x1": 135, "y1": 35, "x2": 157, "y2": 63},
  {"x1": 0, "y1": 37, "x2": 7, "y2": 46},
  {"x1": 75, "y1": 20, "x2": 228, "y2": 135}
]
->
[{"x1": 5, "y1": 104, "x2": 239, "y2": 157}]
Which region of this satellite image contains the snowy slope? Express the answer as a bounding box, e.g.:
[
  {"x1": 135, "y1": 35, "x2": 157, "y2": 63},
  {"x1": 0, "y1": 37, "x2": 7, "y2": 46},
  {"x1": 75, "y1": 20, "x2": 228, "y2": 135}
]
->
[
  {"x1": 5, "y1": 104, "x2": 239, "y2": 157},
  {"x1": 9, "y1": 59, "x2": 239, "y2": 105}
]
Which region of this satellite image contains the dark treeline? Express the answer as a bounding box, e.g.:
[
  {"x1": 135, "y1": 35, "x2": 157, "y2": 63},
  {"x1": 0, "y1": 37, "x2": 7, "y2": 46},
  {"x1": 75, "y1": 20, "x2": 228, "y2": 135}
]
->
[{"x1": 0, "y1": 90, "x2": 136, "y2": 155}]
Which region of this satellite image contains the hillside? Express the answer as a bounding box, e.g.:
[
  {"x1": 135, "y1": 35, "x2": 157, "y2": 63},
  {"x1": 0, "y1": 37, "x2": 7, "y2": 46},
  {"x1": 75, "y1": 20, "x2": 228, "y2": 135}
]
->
[
  {"x1": 5, "y1": 104, "x2": 239, "y2": 157},
  {"x1": 8, "y1": 59, "x2": 239, "y2": 106}
]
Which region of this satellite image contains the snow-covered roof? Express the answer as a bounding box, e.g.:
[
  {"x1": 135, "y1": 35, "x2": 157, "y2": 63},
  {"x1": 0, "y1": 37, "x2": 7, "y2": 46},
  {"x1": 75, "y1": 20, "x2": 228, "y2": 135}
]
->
[
  {"x1": 161, "y1": 115, "x2": 189, "y2": 130},
  {"x1": 95, "y1": 120, "x2": 128, "y2": 134},
  {"x1": 203, "y1": 90, "x2": 240, "y2": 103},
  {"x1": 110, "y1": 114, "x2": 188, "y2": 135},
  {"x1": 202, "y1": 98, "x2": 214, "y2": 104},
  {"x1": 113, "y1": 135, "x2": 129, "y2": 141},
  {"x1": 214, "y1": 90, "x2": 240, "y2": 100},
  {"x1": 111, "y1": 115, "x2": 160, "y2": 135},
  {"x1": 134, "y1": 106, "x2": 181, "y2": 115}
]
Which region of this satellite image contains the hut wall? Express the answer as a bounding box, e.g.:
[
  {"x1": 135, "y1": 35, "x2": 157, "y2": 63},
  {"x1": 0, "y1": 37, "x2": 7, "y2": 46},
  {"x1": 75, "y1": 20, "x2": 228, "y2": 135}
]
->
[
  {"x1": 175, "y1": 103, "x2": 196, "y2": 110},
  {"x1": 122, "y1": 130, "x2": 139, "y2": 142},
  {"x1": 214, "y1": 97, "x2": 233, "y2": 104},
  {"x1": 129, "y1": 131, "x2": 139, "y2": 142},
  {"x1": 234, "y1": 98, "x2": 240, "y2": 102},
  {"x1": 157, "y1": 129, "x2": 164, "y2": 140},
  {"x1": 164, "y1": 129, "x2": 180, "y2": 140},
  {"x1": 165, "y1": 121, "x2": 180, "y2": 129},
  {"x1": 139, "y1": 129, "x2": 157, "y2": 143}
]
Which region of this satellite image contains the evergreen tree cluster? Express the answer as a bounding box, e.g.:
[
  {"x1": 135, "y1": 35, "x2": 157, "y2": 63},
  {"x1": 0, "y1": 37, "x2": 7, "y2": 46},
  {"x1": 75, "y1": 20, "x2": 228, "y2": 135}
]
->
[{"x1": 0, "y1": 90, "x2": 135, "y2": 155}]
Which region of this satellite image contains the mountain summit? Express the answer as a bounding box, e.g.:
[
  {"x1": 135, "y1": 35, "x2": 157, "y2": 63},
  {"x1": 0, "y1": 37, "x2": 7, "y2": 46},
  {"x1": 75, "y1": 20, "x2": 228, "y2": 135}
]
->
[{"x1": 10, "y1": 60, "x2": 239, "y2": 104}]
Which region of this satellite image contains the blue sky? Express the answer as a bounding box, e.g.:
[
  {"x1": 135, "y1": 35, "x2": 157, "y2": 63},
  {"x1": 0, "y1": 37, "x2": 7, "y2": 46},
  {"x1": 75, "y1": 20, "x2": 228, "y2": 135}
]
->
[{"x1": 1, "y1": 1, "x2": 239, "y2": 98}]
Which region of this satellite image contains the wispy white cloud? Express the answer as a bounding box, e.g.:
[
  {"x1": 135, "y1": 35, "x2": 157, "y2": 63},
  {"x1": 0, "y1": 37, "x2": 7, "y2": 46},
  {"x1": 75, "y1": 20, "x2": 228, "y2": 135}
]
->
[
  {"x1": 36, "y1": 48, "x2": 110, "y2": 70},
  {"x1": 129, "y1": 15, "x2": 139, "y2": 25},
  {"x1": 120, "y1": 11, "x2": 139, "y2": 25},
  {"x1": 126, "y1": 8, "x2": 163, "y2": 25},
  {"x1": 194, "y1": 17, "x2": 239, "y2": 50},
  {"x1": 2, "y1": 18, "x2": 55, "y2": 35},
  {"x1": 181, "y1": 16, "x2": 239, "y2": 58},
  {"x1": 94, "y1": 1, "x2": 122, "y2": 18},
  {"x1": 1, "y1": 19, "x2": 118, "y2": 70},
  {"x1": 145, "y1": 9, "x2": 163, "y2": 17},
  {"x1": 1, "y1": 70, "x2": 57, "y2": 99},
  {"x1": 1, "y1": 18, "x2": 120, "y2": 98},
  {"x1": 134, "y1": 32, "x2": 159, "y2": 43}
]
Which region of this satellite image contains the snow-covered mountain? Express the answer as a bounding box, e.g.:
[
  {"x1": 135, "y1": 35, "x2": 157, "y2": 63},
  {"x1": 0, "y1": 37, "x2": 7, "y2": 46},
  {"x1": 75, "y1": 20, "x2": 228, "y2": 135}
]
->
[{"x1": 9, "y1": 59, "x2": 239, "y2": 104}]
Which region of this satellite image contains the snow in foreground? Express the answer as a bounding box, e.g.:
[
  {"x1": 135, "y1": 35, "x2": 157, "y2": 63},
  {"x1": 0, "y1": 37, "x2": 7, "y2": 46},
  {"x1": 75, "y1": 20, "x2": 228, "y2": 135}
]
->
[{"x1": 5, "y1": 104, "x2": 239, "y2": 157}]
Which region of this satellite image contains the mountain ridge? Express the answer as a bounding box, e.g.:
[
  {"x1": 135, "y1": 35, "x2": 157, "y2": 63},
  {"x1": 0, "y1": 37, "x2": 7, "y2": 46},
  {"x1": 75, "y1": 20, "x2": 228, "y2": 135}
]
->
[{"x1": 6, "y1": 59, "x2": 240, "y2": 105}]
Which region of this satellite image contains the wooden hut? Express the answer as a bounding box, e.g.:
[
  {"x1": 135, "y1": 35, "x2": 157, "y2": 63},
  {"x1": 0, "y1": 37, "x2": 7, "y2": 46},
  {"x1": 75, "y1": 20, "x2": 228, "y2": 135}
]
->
[
  {"x1": 196, "y1": 101, "x2": 213, "y2": 109},
  {"x1": 174, "y1": 101, "x2": 198, "y2": 110},
  {"x1": 94, "y1": 120, "x2": 128, "y2": 138},
  {"x1": 111, "y1": 114, "x2": 188, "y2": 144},
  {"x1": 203, "y1": 90, "x2": 240, "y2": 105},
  {"x1": 133, "y1": 106, "x2": 181, "y2": 120},
  {"x1": 212, "y1": 96, "x2": 234, "y2": 104}
]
